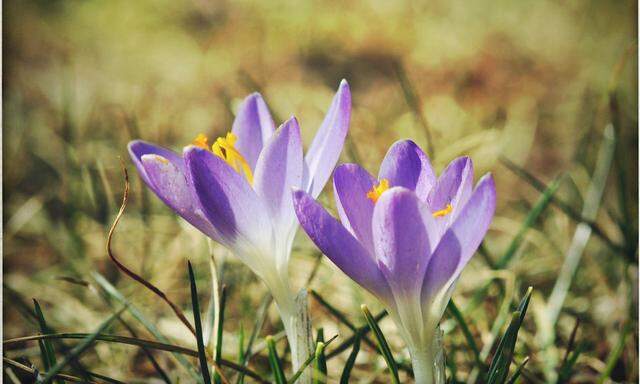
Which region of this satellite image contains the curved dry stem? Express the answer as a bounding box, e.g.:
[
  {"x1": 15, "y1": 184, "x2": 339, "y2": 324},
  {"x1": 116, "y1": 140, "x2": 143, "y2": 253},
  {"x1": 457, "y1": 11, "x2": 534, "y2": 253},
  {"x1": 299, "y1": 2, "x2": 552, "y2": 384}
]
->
[{"x1": 107, "y1": 160, "x2": 196, "y2": 336}]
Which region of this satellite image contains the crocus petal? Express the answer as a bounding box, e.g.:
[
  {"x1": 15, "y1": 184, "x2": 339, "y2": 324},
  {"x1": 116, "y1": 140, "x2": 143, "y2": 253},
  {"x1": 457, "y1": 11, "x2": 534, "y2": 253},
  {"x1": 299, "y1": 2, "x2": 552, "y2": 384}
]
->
[
  {"x1": 303, "y1": 80, "x2": 351, "y2": 197},
  {"x1": 129, "y1": 140, "x2": 184, "y2": 185},
  {"x1": 378, "y1": 140, "x2": 436, "y2": 198},
  {"x1": 332, "y1": 163, "x2": 377, "y2": 253},
  {"x1": 293, "y1": 189, "x2": 391, "y2": 301},
  {"x1": 427, "y1": 157, "x2": 474, "y2": 223},
  {"x1": 184, "y1": 146, "x2": 273, "y2": 253},
  {"x1": 139, "y1": 154, "x2": 224, "y2": 243},
  {"x1": 421, "y1": 174, "x2": 496, "y2": 313},
  {"x1": 231, "y1": 93, "x2": 276, "y2": 170},
  {"x1": 372, "y1": 187, "x2": 439, "y2": 296},
  {"x1": 254, "y1": 117, "x2": 304, "y2": 235}
]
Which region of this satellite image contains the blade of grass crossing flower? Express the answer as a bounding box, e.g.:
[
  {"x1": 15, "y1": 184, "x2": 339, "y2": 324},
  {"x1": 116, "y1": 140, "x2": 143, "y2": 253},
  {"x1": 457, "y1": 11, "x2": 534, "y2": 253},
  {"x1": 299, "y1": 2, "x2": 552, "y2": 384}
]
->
[
  {"x1": 188, "y1": 261, "x2": 213, "y2": 384},
  {"x1": 506, "y1": 357, "x2": 529, "y2": 384},
  {"x1": 326, "y1": 310, "x2": 387, "y2": 359},
  {"x1": 289, "y1": 335, "x2": 338, "y2": 384},
  {"x1": 32, "y1": 299, "x2": 58, "y2": 378},
  {"x1": 486, "y1": 287, "x2": 532, "y2": 384},
  {"x1": 361, "y1": 304, "x2": 400, "y2": 384},
  {"x1": 310, "y1": 290, "x2": 384, "y2": 355},
  {"x1": 313, "y1": 342, "x2": 327, "y2": 384},
  {"x1": 267, "y1": 336, "x2": 287, "y2": 384},
  {"x1": 447, "y1": 300, "x2": 483, "y2": 369},
  {"x1": 91, "y1": 272, "x2": 203, "y2": 383},
  {"x1": 339, "y1": 331, "x2": 362, "y2": 384},
  {"x1": 214, "y1": 285, "x2": 227, "y2": 384},
  {"x1": 39, "y1": 306, "x2": 124, "y2": 384}
]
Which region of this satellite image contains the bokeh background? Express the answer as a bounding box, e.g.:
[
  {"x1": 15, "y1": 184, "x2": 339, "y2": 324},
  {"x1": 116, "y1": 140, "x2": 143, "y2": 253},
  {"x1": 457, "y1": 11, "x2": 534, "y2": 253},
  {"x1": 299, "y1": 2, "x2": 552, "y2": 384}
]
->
[{"x1": 3, "y1": 0, "x2": 638, "y2": 382}]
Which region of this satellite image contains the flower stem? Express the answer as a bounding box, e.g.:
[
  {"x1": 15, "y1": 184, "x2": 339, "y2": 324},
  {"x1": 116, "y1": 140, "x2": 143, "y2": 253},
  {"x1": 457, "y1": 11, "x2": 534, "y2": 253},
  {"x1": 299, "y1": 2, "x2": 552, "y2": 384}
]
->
[
  {"x1": 269, "y1": 278, "x2": 313, "y2": 384},
  {"x1": 409, "y1": 327, "x2": 446, "y2": 384}
]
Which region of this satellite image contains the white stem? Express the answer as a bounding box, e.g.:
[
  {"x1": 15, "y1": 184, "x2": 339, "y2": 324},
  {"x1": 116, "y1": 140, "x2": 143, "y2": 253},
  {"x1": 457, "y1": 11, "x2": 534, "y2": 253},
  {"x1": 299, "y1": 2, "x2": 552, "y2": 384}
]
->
[
  {"x1": 408, "y1": 327, "x2": 446, "y2": 384},
  {"x1": 268, "y1": 277, "x2": 313, "y2": 384}
]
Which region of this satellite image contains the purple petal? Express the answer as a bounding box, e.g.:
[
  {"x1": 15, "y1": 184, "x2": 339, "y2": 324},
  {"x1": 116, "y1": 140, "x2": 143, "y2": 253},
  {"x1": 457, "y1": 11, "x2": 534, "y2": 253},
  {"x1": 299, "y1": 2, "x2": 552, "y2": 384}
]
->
[
  {"x1": 332, "y1": 163, "x2": 377, "y2": 253},
  {"x1": 254, "y1": 117, "x2": 304, "y2": 231},
  {"x1": 378, "y1": 140, "x2": 436, "y2": 199},
  {"x1": 304, "y1": 80, "x2": 351, "y2": 197},
  {"x1": 139, "y1": 154, "x2": 224, "y2": 243},
  {"x1": 129, "y1": 140, "x2": 184, "y2": 186},
  {"x1": 427, "y1": 157, "x2": 474, "y2": 223},
  {"x1": 184, "y1": 146, "x2": 273, "y2": 251},
  {"x1": 293, "y1": 189, "x2": 391, "y2": 301},
  {"x1": 231, "y1": 93, "x2": 276, "y2": 170},
  {"x1": 372, "y1": 187, "x2": 439, "y2": 296},
  {"x1": 421, "y1": 174, "x2": 496, "y2": 304}
]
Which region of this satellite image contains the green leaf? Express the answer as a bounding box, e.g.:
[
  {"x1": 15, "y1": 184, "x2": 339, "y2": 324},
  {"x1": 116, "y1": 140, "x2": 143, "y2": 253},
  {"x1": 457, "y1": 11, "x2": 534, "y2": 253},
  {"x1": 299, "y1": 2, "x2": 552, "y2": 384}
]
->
[
  {"x1": 506, "y1": 356, "x2": 529, "y2": 384},
  {"x1": 188, "y1": 261, "x2": 213, "y2": 384},
  {"x1": 213, "y1": 285, "x2": 227, "y2": 384},
  {"x1": 557, "y1": 343, "x2": 585, "y2": 384},
  {"x1": 266, "y1": 335, "x2": 287, "y2": 384},
  {"x1": 315, "y1": 328, "x2": 325, "y2": 344},
  {"x1": 38, "y1": 306, "x2": 124, "y2": 384},
  {"x1": 361, "y1": 304, "x2": 400, "y2": 384},
  {"x1": 32, "y1": 299, "x2": 58, "y2": 376},
  {"x1": 495, "y1": 178, "x2": 561, "y2": 269},
  {"x1": 486, "y1": 287, "x2": 533, "y2": 384},
  {"x1": 447, "y1": 300, "x2": 483, "y2": 368},
  {"x1": 92, "y1": 272, "x2": 203, "y2": 383},
  {"x1": 339, "y1": 331, "x2": 361, "y2": 384},
  {"x1": 313, "y1": 342, "x2": 327, "y2": 384},
  {"x1": 236, "y1": 293, "x2": 272, "y2": 384}
]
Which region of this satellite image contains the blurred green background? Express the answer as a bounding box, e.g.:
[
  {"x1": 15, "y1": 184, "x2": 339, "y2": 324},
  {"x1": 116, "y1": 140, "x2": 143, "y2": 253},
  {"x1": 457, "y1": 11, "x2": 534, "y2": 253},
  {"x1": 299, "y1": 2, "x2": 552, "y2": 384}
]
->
[{"x1": 4, "y1": 0, "x2": 638, "y2": 382}]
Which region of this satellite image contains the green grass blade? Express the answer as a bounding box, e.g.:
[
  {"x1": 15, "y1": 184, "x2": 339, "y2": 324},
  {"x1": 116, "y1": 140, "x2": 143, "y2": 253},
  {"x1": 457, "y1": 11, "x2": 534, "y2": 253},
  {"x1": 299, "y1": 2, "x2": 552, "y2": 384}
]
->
[
  {"x1": 326, "y1": 310, "x2": 387, "y2": 359},
  {"x1": 188, "y1": 261, "x2": 213, "y2": 384},
  {"x1": 236, "y1": 293, "x2": 271, "y2": 384},
  {"x1": 266, "y1": 335, "x2": 287, "y2": 384},
  {"x1": 557, "y1": 343, "x2": 585, "y2": 383},
  {"x1": 596, "y1": 322, "x2": 632, "y2": 384},
  {"x1": 289, "y1": 334, "x2": 337, "y2": 384},
  {"x1": 313, "y1": 342, "x2": 327, "y2": 384},
  {"x1": 486, "y1": 287, "x2": 533, "y2": 384},
  {"x1": 447, "y1": 300, "x2": 483, "y2": 368},
  {"x1": 495, "y1": 179, "x2": 561, "y2": 269},
  {"x1": 32, "y1": 299, "x2": 58, "y2": 376},
  {"x1": 361, "y1": 304, "x2": 400, "y2": 384},
  {"x1": 315, "y1": 328, "x2": 325, "y2": 344},
  {"x1": 506, "y1": 356, "x2": 529, "y2": 384},
  {"x1": 213, "y1": 285, "x2": 227, "y2": 384},
  {"x1": 339, "y1": 331, "x2": 361, "y2": 384},
  {"x1": 91, "y1": 272, "x2": 203, "y2": 383},
  {"x1": 38, "y1": 306, "x2": 124, "y2": 384}
]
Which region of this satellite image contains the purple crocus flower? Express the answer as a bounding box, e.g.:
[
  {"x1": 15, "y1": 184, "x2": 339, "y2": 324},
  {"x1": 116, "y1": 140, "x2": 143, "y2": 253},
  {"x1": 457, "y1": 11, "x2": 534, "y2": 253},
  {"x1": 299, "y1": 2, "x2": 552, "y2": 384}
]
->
[
  {"x1": 293, "y1": 140, "x2": 496, "y2": 382},
  {"x1": 128, "y1": 80, "x2": 351, "y2": 373}
]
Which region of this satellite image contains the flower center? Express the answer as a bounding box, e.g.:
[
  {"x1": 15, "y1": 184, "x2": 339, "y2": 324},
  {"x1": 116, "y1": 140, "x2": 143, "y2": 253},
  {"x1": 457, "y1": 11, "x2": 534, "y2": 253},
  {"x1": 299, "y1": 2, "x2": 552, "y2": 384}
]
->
[
  {"x1": 432, "y1": 203, "x2": 453, "y2": 218},
  {"x1": 192, "y1": 132, "x2": 254, "y2": 185},
  {"x1": 366, "y1": 179, "x2": 390, "y2": 203}
]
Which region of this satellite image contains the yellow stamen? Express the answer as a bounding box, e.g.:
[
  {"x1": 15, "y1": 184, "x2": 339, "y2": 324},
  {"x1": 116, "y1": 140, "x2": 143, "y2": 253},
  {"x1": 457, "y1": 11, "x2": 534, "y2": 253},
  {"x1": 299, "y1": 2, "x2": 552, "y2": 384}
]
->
[
  {"x1": 366, "y1": 179, "x2": 390, "y2": 203},
  {"x1": 211, "y1": 132, "x2": 254, "y2": 185},
  {"x1": 193, "y1": 133, "x2": 209, "y2": 149},
  {"x1": 191, "y1": 132, "x2": 254, "y2": 184},
  {"x1": 432, "y1": 204, "x2": 453, "y2": 218}
]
